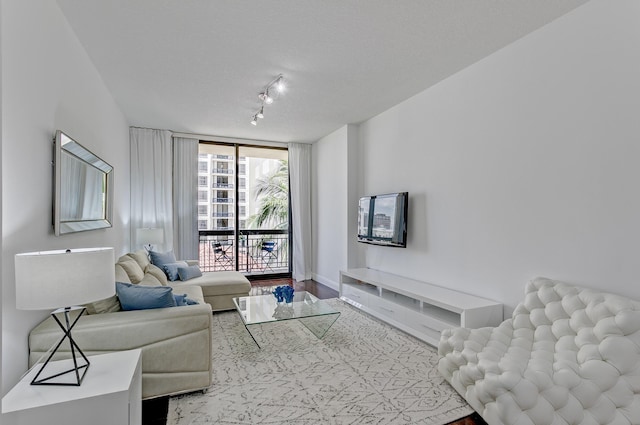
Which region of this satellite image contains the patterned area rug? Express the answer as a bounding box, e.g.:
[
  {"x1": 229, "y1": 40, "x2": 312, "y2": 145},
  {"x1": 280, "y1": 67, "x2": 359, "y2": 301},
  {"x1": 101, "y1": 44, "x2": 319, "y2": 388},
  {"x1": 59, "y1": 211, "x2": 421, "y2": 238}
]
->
[{"x1": 168, "y1": 299, "x2": 472, "y2": 424}]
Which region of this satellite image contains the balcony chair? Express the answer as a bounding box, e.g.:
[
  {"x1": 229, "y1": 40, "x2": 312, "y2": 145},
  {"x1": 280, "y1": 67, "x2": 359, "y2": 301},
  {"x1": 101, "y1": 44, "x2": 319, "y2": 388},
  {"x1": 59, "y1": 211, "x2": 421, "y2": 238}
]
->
[
  {"x1": 212, "y1": 240, "x2": 233, "y2": 270},
  {"x1": 250, "y1": 240, "x2": 278, "y2": 272}
]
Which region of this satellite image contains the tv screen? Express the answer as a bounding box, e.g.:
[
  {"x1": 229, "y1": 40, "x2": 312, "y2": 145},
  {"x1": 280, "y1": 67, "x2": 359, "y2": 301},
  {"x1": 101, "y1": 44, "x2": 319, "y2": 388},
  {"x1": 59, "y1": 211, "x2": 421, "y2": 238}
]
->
[{"x1": 357, "y1": 192, "x2": 408, "y2": 247}]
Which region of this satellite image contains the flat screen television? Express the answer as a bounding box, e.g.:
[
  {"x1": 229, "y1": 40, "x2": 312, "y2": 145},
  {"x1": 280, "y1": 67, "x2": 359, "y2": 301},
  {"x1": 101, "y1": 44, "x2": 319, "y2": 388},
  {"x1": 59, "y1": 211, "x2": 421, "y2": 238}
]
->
[{"x1": 357, "y1": 192, "x2": 408, "y2": 248}]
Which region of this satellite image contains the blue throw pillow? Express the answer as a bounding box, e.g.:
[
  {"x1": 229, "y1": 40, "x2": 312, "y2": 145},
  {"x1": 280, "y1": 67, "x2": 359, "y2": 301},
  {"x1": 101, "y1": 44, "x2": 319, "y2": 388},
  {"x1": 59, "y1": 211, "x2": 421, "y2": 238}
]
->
[
  {"x1": 178, "y1": 265, "x2": 203, "y2": 281},
  {"x1": 149, "y1": 250, "x2": 177, "y2": 268},
  {"x1": 116, "y1": 282, "x2": 176, "y2": 311},
  {"x1": 173, "y1": 293, "x2": 199, "y2": 306},
  {"x1": 162, "y1": 261, "x2": 189, "y2": 281},
  {"x1": 174, "y1": 293, "x2": 187, "y2": 306}
]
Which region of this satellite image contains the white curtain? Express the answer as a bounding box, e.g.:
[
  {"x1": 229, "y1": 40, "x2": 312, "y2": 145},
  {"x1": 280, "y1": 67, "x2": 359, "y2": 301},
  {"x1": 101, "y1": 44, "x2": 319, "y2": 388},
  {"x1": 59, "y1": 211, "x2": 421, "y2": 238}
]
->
[
  {"x1": 173, "y1": 137, "x2": 199, "y2": 260},
  {"x1": 130, "y1": 128, "x2": 173, "y2": 252},
  {"x1": 288, "y1": 143, "x2": 312, "y2": 281}
]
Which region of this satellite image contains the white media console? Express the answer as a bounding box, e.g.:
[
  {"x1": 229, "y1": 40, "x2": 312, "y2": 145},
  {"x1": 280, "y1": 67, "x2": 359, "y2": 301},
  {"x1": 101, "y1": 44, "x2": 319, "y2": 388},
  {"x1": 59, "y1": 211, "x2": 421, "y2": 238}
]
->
[{"x1": 339, "y1": 268, "x2": 503, "y2": 346}]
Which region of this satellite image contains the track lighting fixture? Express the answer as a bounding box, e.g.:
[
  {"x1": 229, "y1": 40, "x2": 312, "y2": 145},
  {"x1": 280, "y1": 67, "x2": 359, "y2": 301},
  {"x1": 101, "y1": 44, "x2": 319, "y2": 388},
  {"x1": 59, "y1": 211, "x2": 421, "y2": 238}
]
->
[
  {"x1": 250, "y1": 74, "x2": 286, "y2": 126},
  {"x1": 259, "y1": 91, "x2": 274, "y2": 105}
]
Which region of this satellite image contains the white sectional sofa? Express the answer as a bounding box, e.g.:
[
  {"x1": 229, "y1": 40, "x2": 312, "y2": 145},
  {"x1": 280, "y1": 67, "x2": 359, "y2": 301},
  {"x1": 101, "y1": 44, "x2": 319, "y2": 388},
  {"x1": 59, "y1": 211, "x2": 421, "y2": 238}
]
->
[
  {"x1": 28, "y1": 250, "x2": 251, "y2": 399},
  {"x1": 438, "y1": 277, "x2": 640, "y2": 425}
]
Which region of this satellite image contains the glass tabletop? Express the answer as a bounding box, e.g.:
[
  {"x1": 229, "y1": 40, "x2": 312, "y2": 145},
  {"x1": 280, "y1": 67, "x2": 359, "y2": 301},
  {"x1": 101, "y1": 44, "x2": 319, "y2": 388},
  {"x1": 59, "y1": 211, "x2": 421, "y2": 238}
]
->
[{"x1": 233, "y1": 291, "x2": 339, "y2": 326}]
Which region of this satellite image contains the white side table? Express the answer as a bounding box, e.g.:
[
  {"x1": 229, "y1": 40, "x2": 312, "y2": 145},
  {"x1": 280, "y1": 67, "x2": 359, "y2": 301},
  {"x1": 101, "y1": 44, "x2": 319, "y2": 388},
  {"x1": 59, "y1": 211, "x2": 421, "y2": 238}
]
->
[{"x1": 2, "y1": 349, "x2": 142, "y2": 425}]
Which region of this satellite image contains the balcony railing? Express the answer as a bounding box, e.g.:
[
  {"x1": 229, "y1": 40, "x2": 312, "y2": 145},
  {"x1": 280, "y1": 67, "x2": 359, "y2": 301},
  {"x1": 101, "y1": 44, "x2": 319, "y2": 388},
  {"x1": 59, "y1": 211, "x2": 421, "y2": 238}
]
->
[
  {"x1": 212, "y1": 183, "x2": 234, "y2": 189},
  {"x1": 212, "y1": 197, "x2": 233, "y2": 203},
  {"x1": 198, "y1": 229, "x2": 289, "y2": 274},
  {"x1": 212, "y1": 212, "x2": 233, "y2": 217},
  {"x1": 212, "y1": 168, "x2": 233, "y2": 174}
]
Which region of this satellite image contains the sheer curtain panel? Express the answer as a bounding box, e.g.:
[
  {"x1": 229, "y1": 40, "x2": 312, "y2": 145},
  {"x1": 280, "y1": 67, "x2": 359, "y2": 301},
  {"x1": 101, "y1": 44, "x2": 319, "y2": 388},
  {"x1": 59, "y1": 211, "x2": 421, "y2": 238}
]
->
[
  {"x1": 173, "y1": 137, "x2": 199, "y2": 260},
  {"x1": 130, "y1": 128, "x2": 173, "y2": 252},
  {"x1": 288, "y1": 143, "x2": 312, "y2": 281}
]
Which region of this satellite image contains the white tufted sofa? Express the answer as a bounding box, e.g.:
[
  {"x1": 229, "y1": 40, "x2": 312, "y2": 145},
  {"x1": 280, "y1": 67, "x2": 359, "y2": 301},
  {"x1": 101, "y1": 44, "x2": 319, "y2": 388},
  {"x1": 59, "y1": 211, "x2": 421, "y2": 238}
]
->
[{"x1": 438, "y1": 277, "x2": 640, "y2": 425}]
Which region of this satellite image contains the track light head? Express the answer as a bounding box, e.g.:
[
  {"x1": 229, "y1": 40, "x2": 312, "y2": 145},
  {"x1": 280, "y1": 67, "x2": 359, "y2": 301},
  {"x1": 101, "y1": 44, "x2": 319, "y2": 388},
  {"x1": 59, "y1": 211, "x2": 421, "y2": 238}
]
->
[
  {"x1": 250, "y1": 115, "x2": 258, "y2": 126},
  {"x1": 257, "y1": 107, "x2": 264, "y2": 119},
  {"x1": 264, "y1": 90, "x2": 274, "y2": 104},
  {"x1": 259, "y1": 90, "x2": 273, "y2": 104},
  {"x1": 274, "y1": 76, "x2": 285, "y2": 93}
]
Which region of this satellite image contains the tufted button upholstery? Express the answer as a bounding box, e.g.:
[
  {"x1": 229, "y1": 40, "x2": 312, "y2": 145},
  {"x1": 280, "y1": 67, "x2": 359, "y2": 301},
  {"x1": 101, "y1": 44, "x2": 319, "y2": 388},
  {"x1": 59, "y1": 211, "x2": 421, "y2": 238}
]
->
[{"x1": 438, "y1": 277, "x2": 640, "y2": 425}]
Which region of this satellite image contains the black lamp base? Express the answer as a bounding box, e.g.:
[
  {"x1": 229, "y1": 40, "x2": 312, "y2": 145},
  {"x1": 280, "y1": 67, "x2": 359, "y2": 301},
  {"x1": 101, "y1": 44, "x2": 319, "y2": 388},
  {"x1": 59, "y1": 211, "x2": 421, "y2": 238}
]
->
[{"x1": 31, "y1": 306, "x2": 90, "y2": 386}]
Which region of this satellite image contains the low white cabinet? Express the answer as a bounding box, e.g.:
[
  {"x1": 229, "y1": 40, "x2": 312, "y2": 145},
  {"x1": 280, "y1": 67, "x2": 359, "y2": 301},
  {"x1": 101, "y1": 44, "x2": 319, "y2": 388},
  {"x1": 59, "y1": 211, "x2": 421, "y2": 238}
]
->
[
  {"x1": 2, "y1": 350, "x2": 142, "y2": 425},
  {"x1": 340, "y1": 268, "x2": 503, "y2": 346}
]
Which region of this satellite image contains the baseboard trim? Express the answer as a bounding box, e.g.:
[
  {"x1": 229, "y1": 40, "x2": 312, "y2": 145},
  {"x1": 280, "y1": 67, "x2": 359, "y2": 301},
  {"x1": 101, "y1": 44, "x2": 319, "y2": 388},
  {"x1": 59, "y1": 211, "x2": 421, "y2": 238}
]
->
[{"x1": 312, "y1": 272, "x2": 339, "y2": 291}]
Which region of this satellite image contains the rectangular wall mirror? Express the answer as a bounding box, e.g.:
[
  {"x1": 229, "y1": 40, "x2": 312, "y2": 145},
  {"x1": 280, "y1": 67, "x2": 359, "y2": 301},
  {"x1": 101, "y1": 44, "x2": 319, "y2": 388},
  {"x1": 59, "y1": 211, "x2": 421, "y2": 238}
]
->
[{"x1": 53, "y1": 130, "x2": 114, "y2": 235}]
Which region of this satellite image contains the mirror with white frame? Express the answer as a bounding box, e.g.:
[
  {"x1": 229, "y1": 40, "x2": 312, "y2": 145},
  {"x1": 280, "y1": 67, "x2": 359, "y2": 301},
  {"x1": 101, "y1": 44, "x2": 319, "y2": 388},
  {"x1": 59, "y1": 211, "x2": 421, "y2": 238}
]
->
[{"x1": 53, "y1": 130, "x2": 113, "y2": 235}]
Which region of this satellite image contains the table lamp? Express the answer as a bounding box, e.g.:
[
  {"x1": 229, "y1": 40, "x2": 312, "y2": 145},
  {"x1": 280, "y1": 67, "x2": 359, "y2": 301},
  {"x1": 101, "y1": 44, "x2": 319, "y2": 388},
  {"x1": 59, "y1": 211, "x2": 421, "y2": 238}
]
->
[
  {"x1": 15, "y1": 247, "x2": 115, "y2": 386},
  {"x1": 136, "y1": 227, "x2": 164, "y2": 251}
]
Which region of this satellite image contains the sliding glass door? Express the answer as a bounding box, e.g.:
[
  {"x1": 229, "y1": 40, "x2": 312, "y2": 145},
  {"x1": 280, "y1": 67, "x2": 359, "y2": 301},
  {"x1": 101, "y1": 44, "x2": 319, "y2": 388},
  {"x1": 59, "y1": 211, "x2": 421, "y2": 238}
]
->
[{"x1": 197, "y1": 142, "x2": 290, "y2": 277}]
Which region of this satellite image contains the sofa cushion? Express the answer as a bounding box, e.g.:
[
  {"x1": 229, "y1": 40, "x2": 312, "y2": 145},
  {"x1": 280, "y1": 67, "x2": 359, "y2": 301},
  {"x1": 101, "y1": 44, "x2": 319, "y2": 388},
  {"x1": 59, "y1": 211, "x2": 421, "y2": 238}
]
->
[
  {"x1": 178, "y1": 265, "x2": 202, "y2": 281},
  {"x1": 117, "y1": 256, "x2": 145, "y2": 283},
  {"x1": 145, "y1": 264, "x2": 168, "y2": 286},
  {"x1": 169, "y1": 284, "x2": 206, "y2": 305},
  {"x1": 172, "y1": 271, "x2": 251, "y2": 296},
  {"x1": 116, "y1": 282, "x2": 177, "y2": 311},
  {"x1": 85, "y1": 294, "x2": 121, "y2": 315},
  {"x1": 139, "y1": 273, "x2": 163, "y2": 287},
  {"x1": 115, "y1": 264, "x2": 131, "y2": 284},
  {"x1": 129, "y1": 249, "x2": 151, "y2": 270},
  {"x1": 163, "y1": 261, "x2": 189, "y2": 281}
]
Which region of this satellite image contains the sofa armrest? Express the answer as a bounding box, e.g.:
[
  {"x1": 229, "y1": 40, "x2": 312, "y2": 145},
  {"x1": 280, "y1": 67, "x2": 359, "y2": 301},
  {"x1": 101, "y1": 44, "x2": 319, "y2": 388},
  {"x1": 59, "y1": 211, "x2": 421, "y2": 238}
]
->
[{"x1": 29, "y1": 303, "x2": 212, "y2": 366}]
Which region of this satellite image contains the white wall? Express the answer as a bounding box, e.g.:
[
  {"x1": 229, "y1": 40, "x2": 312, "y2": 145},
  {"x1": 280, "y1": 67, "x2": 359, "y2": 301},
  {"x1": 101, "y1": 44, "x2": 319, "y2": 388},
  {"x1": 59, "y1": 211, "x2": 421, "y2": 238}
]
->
[
  {"x1": 312, "y1": 125, "x2": 361, "y2": 288},
  {"x1": 313, "y1": 0, "x2": 640, "y2": 311},
  {"x1": 0, "y1": 0, "x2": 4, "y2": 401},
  {"x1": 312, "y1": 126, "x2": 347, "y2": 288},
  {"x1": 345, "y1": 125, "x2": 363, "y2": 269},
  {"x1": 1, "y1": 0, "x2": 130, "y2": 395}
]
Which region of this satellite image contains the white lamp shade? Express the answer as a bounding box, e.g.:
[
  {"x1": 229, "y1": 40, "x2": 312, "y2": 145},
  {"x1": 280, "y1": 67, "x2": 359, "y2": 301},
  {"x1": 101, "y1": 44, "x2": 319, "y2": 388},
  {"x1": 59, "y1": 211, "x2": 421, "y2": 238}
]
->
[
  {"x1": 15, "y1": 247, "x2": 115, "y2": 310},
  {"x1": 136, "y1": 228, "x2": 164, "y2": 245}
]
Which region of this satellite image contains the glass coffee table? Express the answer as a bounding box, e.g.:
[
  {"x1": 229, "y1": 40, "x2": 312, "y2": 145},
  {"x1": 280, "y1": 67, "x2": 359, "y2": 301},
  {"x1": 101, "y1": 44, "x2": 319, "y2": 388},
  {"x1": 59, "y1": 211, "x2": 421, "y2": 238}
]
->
[{"x1": 233, "y1": 291, "x2": 340, "y2": 348}]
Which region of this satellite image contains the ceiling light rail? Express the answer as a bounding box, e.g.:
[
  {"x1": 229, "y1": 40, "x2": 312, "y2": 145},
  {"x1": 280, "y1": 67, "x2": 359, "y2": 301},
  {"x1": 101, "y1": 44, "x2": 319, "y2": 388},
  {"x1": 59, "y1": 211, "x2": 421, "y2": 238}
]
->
[{"x1": 251, "y1": 74, "x2": 285, "y2": 126}]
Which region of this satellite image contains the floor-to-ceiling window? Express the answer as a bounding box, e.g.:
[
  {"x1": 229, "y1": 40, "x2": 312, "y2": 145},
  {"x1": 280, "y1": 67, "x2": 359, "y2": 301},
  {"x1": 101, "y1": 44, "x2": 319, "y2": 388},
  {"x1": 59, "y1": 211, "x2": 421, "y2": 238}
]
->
[{"x1": 197, "y1": 142, "x2": 290, "y2": 277}]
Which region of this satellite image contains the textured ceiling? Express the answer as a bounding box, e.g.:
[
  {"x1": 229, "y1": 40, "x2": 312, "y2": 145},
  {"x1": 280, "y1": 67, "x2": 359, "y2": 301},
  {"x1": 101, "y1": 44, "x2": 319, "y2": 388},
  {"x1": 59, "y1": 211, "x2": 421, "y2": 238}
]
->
[{"x1": 56, "y1": 0, "x2": 589, "y2": 143}]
